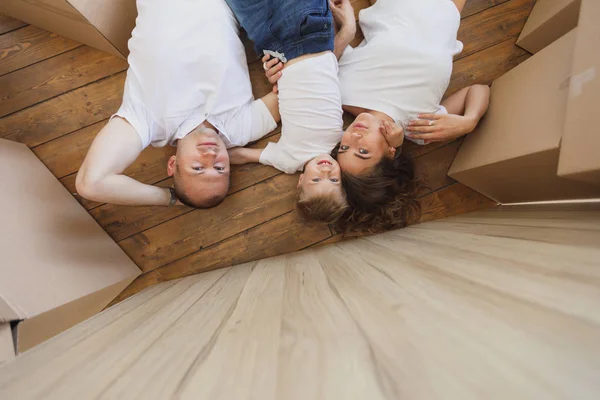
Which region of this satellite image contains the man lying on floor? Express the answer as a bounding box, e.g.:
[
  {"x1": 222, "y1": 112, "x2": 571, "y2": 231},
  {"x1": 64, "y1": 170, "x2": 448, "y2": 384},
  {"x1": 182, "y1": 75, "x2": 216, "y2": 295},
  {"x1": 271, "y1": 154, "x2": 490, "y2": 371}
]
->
[{"x1": 76, "y1": 0, "x2": 279, "y2": 208}]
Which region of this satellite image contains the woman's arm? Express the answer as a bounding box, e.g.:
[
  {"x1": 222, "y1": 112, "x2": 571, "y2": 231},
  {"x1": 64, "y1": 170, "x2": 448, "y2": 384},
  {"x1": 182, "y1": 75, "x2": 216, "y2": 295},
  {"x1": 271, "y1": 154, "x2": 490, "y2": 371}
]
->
[
  {"x1": 442, "y1": 84, "x2": 490, "y2": 125},
  {"x1": 406, "y1": 85, "x2": 490, "y2": 144}
]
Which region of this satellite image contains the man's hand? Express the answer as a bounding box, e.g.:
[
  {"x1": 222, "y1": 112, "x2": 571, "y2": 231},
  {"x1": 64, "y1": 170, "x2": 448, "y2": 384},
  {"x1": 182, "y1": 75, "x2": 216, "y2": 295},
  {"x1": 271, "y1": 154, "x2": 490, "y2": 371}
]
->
[
  {"x1": 262, "y1": 54, "x2": 283, "y2": 93},
  {"x1": 407, "y1": 114, "x2": 477, "y2": 144},
  {"x1": 381, "y1": 120, "x2": 404, "y2": 148},
  {"x1": 329, "y1": 0, "x2": 356, "y2": 33}
]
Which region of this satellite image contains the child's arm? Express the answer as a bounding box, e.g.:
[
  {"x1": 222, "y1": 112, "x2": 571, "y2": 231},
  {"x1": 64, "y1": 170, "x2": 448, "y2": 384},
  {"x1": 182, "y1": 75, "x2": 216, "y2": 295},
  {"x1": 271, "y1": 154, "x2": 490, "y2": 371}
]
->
[
  {"x1": 229, "y1": 147, "x2": 264, "y2": 165},
  {"x1": 330, "y1": 0, "x2": 357, "y2": 59}
]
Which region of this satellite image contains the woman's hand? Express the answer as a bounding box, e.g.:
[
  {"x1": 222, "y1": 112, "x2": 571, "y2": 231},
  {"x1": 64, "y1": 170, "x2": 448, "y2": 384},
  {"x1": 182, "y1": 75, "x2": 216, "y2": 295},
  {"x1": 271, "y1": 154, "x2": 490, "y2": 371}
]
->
[
  {"x1": 380, "y1": 120, "x2": 404, "y2": 148},
  {"x1": 329, "y1": 0, "x2": 356, "y2": 33},
  {"x1": 407, "y1": 113, "x2": 477, "y2": 144},
  {"x1": 262, "y1": 54, "x2": 284, "y2": 93}
]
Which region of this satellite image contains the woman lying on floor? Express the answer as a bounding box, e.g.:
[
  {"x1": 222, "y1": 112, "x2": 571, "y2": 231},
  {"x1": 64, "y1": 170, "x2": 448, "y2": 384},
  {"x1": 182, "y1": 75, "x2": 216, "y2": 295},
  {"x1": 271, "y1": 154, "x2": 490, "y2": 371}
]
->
[{"x1": 266, "y1": 0, "x2": 491, "y2": 233}]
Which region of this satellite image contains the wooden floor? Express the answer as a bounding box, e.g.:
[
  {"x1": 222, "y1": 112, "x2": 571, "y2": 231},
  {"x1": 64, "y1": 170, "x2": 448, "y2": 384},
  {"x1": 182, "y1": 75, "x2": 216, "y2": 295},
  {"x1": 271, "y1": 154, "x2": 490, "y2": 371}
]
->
[
  {"x1": 0, "y1": 0, "x2": 534, "y2": 302},
  {"x1": 1, "y1": 206, "x2": 599, "y2": 399}
]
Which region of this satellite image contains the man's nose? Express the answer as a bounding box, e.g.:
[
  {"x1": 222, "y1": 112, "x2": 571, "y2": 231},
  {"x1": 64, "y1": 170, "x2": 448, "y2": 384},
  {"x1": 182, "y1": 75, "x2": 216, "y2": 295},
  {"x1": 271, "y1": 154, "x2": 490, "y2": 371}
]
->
[{"x1": 201, "y1": 149, "x2": 217, "y2": 157}]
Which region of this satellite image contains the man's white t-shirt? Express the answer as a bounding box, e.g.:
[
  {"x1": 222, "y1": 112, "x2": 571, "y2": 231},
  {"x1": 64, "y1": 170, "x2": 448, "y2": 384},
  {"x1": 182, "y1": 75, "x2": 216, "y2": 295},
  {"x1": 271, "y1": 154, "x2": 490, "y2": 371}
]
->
[
  {"x1": 114, "y1": 0, "x2": 276, "y2": 150},
  {"x1": 259, "y1": 52, "x2": 343, "y2": 174},
  {"x1": 338, "y1": 0, "x2": 463, "y2": 145}
]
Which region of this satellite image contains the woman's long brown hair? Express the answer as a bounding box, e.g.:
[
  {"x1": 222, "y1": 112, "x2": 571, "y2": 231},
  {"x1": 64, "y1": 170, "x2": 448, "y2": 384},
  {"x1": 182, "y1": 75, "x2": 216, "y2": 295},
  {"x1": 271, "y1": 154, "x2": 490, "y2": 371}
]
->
[{"x1": 333, "y1": 144, "x2": 421, "y2": 233}]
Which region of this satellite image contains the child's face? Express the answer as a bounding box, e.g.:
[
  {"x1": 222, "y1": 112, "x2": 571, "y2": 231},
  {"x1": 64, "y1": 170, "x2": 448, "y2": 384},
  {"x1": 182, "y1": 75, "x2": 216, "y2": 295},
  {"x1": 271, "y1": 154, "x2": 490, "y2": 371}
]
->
[{"x1": 298, "y1": 154, "x2": 343, "y2": 199}]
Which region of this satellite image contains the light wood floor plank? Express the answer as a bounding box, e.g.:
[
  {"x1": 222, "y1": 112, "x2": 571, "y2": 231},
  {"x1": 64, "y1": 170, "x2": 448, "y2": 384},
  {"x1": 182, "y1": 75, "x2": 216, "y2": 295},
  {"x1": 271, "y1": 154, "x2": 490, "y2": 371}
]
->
[
  {"x1": 277, "y1": 252, "x2": 385, "y2": 400},
  {"x1": 177, "y1": 258, "x2": 285, "y2": 400},
  {"x1": 99, "y1": 264, "x2": 253, "y2": 399}
]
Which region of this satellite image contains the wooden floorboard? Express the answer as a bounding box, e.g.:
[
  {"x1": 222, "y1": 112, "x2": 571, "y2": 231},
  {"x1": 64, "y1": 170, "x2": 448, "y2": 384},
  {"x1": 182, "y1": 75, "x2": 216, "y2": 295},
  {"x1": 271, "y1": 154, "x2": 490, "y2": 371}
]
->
[
  {"x1": 0, "y1": 13, "x2": 26, "y2": 35},
  {"x1": 0, "y1": 46, "x2": 127, "y2": 117},
  {"x1": 0, "y1": 72, "x2": 125, "y2": 146},
  {"x1": 0, "y1": 26, "x2": 80, "y2": 76},
  {"x1": 0, "y1": 0, "x2": 534, "y2": 302}
]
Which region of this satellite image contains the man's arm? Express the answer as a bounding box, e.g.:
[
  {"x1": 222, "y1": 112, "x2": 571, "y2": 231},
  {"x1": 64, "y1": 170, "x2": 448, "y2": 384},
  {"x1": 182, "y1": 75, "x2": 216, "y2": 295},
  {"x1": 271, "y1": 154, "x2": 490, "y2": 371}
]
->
[
  {"x1": 76, "y1": 117, "x2": 173, "y2": 206},
  {"x1": 330, "y1": 0, "x2": 357, "y2": 59}
]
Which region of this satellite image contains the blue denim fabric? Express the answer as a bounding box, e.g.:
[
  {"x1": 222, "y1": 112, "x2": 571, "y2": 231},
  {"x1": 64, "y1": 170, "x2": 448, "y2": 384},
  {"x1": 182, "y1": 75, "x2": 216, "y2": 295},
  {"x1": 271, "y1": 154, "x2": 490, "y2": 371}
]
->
[{"x1": 225, "y1": 0, "x2": 334, "y2": 62}]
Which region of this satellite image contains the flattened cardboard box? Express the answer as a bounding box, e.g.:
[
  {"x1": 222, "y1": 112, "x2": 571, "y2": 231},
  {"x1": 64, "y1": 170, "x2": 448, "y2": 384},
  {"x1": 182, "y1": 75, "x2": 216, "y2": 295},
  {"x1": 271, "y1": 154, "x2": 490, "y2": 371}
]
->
[
  {"x1": 0, "y1": 139, "x2": 140, "y2": 363},
  {"x1": 448, "y1": 29, "x2": 600, "y2": 203},
  {"x1": 558, "y1": 0, "x2": 600, "y2": 186},
  {"x1": 517, "y1": 0, "x2": 581, "y2": 54},
  {"x1": 0, "y1": 0, "x2": 137, "y2": 58}
]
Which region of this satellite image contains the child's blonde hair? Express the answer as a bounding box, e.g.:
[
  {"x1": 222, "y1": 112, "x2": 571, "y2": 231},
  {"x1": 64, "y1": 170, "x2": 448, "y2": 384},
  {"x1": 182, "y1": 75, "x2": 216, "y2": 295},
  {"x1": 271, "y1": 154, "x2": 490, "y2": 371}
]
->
[{"x1": 296, "y1": 190, "x2": 348, "y2": 224}]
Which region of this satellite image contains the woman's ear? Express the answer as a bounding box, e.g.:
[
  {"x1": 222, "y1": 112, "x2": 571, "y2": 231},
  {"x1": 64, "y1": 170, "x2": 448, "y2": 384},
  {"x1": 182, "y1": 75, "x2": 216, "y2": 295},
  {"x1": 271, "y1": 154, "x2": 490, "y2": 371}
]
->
[
  {"x1": 387, "y1": 146, "x2": 397, "y2": 158},
  {"x1": 297, "y1": 174, "x2": 304, "y2": 188},
  {"x1": 167, "y1": 155, "x2": 177, "y2": 177}
]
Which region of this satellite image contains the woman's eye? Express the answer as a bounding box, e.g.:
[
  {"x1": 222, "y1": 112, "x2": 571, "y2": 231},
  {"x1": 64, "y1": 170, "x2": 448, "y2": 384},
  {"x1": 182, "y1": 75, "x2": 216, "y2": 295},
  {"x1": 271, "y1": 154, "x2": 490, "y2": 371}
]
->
[
  {"x1": 193, "y1": 166, "x2": 202, "y2": 171},
  {"x1": 359, "y1": 148, "x2": 369, "y2": 155},
  {"x1": 330, "y1": 178, "x2": 339, "y2": 183},
  {"x1": 312, "y1": 178, "x2": 321, "y2": 182},
  {"x1": 215, "y1": 166, "x2": 224, "y2": 171},
  {"x1": 340, "y1": 145, "x2": 349, "y2": 151}
]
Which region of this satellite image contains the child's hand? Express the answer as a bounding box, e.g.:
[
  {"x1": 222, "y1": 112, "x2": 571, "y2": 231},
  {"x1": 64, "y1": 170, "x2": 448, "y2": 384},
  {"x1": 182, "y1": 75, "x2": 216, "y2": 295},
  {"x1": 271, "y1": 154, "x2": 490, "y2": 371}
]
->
[
  {"x1": 380, "y1": 120, "x2": 404, "y2": 148},
  {"x1": 262, "y1": 54, "x2": 283, "y2": 93},
  {"x1": 329, "y1": 0, "x2": 356, "y2": 33}
]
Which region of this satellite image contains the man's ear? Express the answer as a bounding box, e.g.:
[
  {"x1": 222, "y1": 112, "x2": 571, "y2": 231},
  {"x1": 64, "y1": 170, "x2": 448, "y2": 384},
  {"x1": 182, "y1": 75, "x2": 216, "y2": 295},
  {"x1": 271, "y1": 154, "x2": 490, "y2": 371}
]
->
[
  {"x1": 167, "y1": 155, "x2": 177, "y2": 177},
  {"x1": 297, "y1": 174, "x2": 304, "y2": 188}
]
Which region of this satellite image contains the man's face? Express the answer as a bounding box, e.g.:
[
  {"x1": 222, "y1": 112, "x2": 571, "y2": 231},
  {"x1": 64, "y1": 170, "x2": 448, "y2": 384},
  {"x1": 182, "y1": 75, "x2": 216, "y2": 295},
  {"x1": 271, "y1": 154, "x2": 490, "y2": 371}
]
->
[{"x1": 167, "y1": 128, "x2": 230, "y2": 204}]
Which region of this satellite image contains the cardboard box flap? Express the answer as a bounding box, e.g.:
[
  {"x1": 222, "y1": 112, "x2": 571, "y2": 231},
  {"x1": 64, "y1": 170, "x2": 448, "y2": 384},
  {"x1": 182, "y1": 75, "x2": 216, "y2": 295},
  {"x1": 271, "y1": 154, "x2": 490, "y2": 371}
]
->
[
  {"x1": 0, "y1": 297, "x2": 20, "y2": 323},
  {"x1": 517, "y1": 0, "x2": 580, "y2": 53},
  {"x1": 557, "y1": 0, "x2": 600, "y2": 184},
  {"x1": 0, "y1": 323, "x2": 15, "y2": 364},
  {"x1": 70, "y1": 0, "x2": 137, "y2": 57},
  {"x1": 0, "y1": 0, "x2": 128, "y2": 58},
  {"x1": 450, "y1": 29, "x2": 577, "y2": 174},
  {"x1": 0, "y1": 139, "x2": 140, "y2": 321}
]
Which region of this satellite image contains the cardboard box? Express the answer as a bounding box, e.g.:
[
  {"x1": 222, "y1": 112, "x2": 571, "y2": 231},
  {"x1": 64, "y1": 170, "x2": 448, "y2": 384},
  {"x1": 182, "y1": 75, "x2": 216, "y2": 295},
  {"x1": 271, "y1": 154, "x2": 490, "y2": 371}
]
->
[
  {"x1": 0, "y1": 139, "x2": 140, "y2": 363},
  {"x1": 0, "y1": 0, "x2": 137, "y2": 58},
  {"x1": 516, "y1": 0, "x2": 581, "y2": 54},
  {"x1": 448, "y1": 29, "x2": 600, "y2": 204},
  {"x1": 0, "y1": 324, "x2": 15, "y2": 365},
  {"x1": 557, "y1": 0, "x2": 600, "y2": 186}
]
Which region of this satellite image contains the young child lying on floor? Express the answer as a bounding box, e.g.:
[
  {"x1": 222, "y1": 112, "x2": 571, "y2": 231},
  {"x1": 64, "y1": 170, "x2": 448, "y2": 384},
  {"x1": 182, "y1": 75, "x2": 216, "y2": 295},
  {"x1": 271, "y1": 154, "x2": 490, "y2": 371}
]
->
[{"x1": 227, "y1": 0, "x2": 357, "y2": 224}]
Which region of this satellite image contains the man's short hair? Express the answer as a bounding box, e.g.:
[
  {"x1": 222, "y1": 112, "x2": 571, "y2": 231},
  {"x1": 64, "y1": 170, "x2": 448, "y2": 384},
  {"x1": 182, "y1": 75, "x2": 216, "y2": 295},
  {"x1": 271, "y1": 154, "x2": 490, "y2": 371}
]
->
[{"x1": 173, "y1": 171, "x2": 227, "y2": 209}]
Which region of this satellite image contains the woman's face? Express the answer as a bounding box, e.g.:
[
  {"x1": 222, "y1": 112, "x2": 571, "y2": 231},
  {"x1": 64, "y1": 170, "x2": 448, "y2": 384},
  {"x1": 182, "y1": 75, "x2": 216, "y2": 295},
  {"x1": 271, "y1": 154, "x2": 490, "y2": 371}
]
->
[{"x1": 336, "y1": 113, "x2": 394, "y2": 175}]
